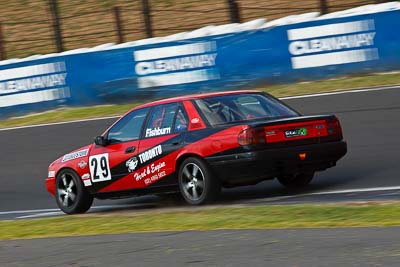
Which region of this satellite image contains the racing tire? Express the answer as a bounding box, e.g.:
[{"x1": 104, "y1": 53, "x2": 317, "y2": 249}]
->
[
  {"x1": 55, "y1": 169, "x2": 93, "y2": 214},
  {"x1": 178, "y1": 157, "x2": 221, "y2": 205},
  {"x1": 277, "y1": 172, "x2": 315, "y2": 188}
]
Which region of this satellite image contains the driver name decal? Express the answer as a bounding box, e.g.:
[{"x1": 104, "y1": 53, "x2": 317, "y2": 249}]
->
[{"x1": 145, "y1": 127, "x2": 171, "y2": 137}]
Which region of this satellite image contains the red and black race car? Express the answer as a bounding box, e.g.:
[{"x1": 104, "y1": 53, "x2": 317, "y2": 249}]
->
[{"x1": 46, "y1": 90, "x2": 347, "y2": 214}]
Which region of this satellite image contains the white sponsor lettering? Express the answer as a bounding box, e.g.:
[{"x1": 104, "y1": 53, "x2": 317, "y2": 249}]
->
[
  {"x1": 145, "y1": 127, "x2": 171, "y2": 137},
  {"x1": 134, "y1": 161, "x2": 166, "y2": 182},
  {"x1": 0, "y1": 61, "x2": 69, "y2": 107},
  {"x1": 62, "y1": 149, "x2": 89, "y2": 162},
  {"x1": 287, "y1": 20, "x2": 379, "y2": 69},
  {"x1": 134, "y1": 41, "x2": 219, "y2": 88},
  {"x1": 138, "y1": 145, "x2": 162, "y2": 164},
  {"x1": 289, "y1": 33, "x2": 376, "y2": 56},
  {"x1": 135, "y1": 54, "x2": 217, "y2": 75},
  {"x1": 48, "y1": 171, "x2": 56, "y2": 178},
  {"x1": 151, "y1": 161, "x2": 166, "y2": 173},
  {"x1": 144, "y1": 171, "x2": 166, "y2": 185},
  {"x1": 0, "y1": 74, "x2": 67, "y2": 95}
]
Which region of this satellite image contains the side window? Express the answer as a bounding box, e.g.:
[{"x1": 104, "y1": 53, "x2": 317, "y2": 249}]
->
[
  {"x1": 234, "y1": 96, "x2": 269, "y2": 118},
  {"x1": 145, "y1": 103, "x2": 182, "y2": 138},
  {"x1": 173, "y1": 107, "x2": 188, "y2": 133},
  {"x1": 107, "y1": 107, "x2": 149, "y2": 143}
]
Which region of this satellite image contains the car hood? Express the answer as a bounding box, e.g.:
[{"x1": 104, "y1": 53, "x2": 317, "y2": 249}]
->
[{"x1": 49, "y1": 144, "x2": 93, "y2": 167}]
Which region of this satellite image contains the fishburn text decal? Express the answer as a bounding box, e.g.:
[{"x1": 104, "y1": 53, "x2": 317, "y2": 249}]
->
[{"x1": 145, "y1": 127, "x2": 171, "y2": 137}]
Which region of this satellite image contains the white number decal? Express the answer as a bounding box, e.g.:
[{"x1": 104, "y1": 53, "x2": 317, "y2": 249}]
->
[{"x1": 89, "y1": 153, "x2": 111, "y2": 182}]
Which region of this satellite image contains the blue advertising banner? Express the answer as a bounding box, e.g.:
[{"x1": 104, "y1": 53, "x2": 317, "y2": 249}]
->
[{"x1": 1, "y1": 7, "x2": 400, "y2": 118}]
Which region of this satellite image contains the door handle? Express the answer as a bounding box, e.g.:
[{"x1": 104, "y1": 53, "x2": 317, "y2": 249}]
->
[
  {"x1": 172, "y1": 141, "x2": 180, "y2": 146},
  {"x1": 125, "y1": 146, "x2": 136, "y2": 153}
]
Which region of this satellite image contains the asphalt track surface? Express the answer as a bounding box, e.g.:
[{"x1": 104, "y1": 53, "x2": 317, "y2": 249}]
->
[
  {"x1": 1, "y1": 87, "x2": 400, "y2": 218},
  {"x1": 2, "y1": 228, "x2": 400, "y2": 267}
]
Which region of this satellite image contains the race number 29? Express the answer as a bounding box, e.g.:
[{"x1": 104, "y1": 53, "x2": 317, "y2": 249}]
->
[{"x1": 89, "y1": 153, "x2": 111, "y2": 182}]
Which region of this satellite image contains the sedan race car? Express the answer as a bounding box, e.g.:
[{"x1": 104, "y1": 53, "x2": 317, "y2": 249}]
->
[{"x1": 46, "y1": 90, "x2": 347, "y2": 214}]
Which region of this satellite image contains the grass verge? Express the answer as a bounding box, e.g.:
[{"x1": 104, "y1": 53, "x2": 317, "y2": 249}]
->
[
  {"x1": 2, "y1": 202, "x2": 400, "y2": 240},
  {"x1": 1, "y1": 72, "x2": 400, "y2": 129}
]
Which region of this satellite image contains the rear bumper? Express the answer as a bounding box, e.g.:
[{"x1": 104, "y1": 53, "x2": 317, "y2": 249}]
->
[{"x1": 205, "y1": 141, "x2": 347, "y2": 186}]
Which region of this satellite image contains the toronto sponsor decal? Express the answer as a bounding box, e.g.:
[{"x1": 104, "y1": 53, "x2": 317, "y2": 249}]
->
[
  {"x1": 133, "y1": 41, "x2": 220, "y2": 88},
  {"x1": 145, "y1": 127, "x2": 171, "y2": 137},
  {"x1": 62, "y1": 149, "x2": 89, "y2": 162},
  {"x1": 126, "y1": 156, "x2": 139, "y2": 172},
  {"x1": 287, "y1": 20, "x2": 379, "y2": 69},
  {"x1": 138, "y1": 145, "x2": 163, "y2": 164}
]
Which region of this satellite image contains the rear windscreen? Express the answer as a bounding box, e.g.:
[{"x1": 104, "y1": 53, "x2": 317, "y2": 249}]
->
[{"x1": 194, "y1": 93, "x2": 298, "y2": 126}]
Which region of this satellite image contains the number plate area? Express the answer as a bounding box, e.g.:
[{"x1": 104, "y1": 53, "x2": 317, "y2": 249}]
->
[
  {"x1": 284, "y1": 127, "x2": 308, "y2": 138},
  {"x1": 89, "y1": 153, "x2": 111, "y2": 182}
]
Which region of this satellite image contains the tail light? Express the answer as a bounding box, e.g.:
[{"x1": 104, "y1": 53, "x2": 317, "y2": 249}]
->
[
  {"x1": 238, "y1": 127, "x2": 266, "y2": 146},
  {"x1": 326, "y1": 117, "x2": 343, "y2": 140}
]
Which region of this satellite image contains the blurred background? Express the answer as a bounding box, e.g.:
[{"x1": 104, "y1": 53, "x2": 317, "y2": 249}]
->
[{"x1": 0, "y1": 0, "x2": 387, "y2": 60}]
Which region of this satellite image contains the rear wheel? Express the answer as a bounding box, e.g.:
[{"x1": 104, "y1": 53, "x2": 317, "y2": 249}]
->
[
  {"x1": 277, "y1": 172, "x2": 315, "y2": 188},
  {"x1": 55, "y1": 169, "x2": 93, "y2": 214},
  {"x1": 178, "y1": 157, "x2": 220, "y2": 205}
]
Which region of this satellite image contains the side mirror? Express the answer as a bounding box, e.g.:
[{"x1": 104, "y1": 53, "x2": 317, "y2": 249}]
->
[{"x1": 94, "y1": 136, "x2": 107, "y2": 146}]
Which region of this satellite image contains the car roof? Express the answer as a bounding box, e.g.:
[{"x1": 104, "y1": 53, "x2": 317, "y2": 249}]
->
[
  {"x1": 131, "y1": 90, "x2": 262, "y2": 111},
  {"x1": 106, "y1": 90, "x2": 265, "y2": 135}
]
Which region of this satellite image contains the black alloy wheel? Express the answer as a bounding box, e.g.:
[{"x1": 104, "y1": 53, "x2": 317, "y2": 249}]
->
[{"x1": 55, "y1": 169, "x2": 93, "y2": 214}]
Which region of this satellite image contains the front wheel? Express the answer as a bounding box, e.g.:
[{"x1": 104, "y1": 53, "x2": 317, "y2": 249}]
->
[
  {"x1": 178, "y1": 157, "x2": 220, "y2": 205},
  {"x1": 277, "y1": 172, "x2": 315, "y2": 188},
  {"x1": 55, "y1": 169, "x2": 93, "y2": 214}
]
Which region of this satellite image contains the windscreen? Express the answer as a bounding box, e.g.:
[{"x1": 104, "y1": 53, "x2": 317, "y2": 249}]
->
[{"x1": 194, "y1": 93, "x2": 298, "y2": 126}]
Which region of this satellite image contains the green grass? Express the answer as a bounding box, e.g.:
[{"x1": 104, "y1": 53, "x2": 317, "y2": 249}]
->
[
  {"x1": 2, "y1": 202, "x2": 400, "y2": 240},
  {"x1": 1, "y1": 72, "x2": 400, "y2": 129}
]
